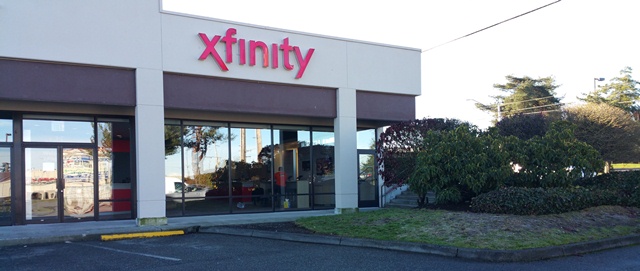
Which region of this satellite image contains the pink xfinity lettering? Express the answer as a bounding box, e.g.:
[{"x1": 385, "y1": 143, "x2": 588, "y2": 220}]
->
[
  {"x1": 249, "y1": 40, "x2": 269, "y2": 67},
  {"x1": 197, "y1": 28, "x2": 314, "y2": 78},
  {"x1": 294, "y1": 46, "x2": 314, "y2": 79},
  {"x1": 198, "y1": 33, "x2": 228, "y2": 71}
]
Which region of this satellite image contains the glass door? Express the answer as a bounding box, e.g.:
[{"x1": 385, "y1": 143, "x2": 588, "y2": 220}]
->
[
  {"x1": 25, "y1": 147, "x2": 95, "y2": 223},
  {"x1": 357, "y1": 150, "x2": 378, "y2": 207},
  {"x1": 62, "y1": 147, "x2": 95, "y2": 221},
  {"x1": 25, "y1": 148, "x2": 59, "y2": 223}
]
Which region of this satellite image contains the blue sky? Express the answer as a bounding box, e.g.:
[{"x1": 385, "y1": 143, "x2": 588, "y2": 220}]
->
[{"x1": 163, "y1": 0, "x2": 640, "y2": 129}]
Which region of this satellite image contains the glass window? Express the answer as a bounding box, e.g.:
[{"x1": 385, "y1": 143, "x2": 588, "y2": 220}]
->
[
  {"x1": 182, "y1": 123, "x2": 229, "y2": 216},
  {"x1": 0, "y1": 148, "x2": 10, "y2": 225},
  {"x1": 0, "y1": 119, "x2": 11, "y2": 143},
  {"x1": 164, "y1": 123, "x2": 184, "y2": 217},
  {"x1": 97, "y1": 120, "x2": 133, "y2": 220},
  {"x1": 23, "y1": 119, "x2": 93, "y2": 143},
  {"x1": 230, "y1": 124, "x2": 272, "y2": 213},
  {"x1": 273, "y1": 126, "x2": 311, "y2": 211},
  {"x1": 312, "y1": 130, "x2": 335, "y2": 209},
  {"x1": 163, "y1": 121, "x2": 343, "y2": 215},
  {"x1": 357, "y1": 129, "x2": 376, "y2": 150}
]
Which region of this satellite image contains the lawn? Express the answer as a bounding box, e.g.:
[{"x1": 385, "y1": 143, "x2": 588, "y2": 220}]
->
[
  {"x1": 295, "y1": 206, "x2": 640, "y2": 250},
  {"x1": 612, "y1": 163, "x2": 640, "y2": 169}
]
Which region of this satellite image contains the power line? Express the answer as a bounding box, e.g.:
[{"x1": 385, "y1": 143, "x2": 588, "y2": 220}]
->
[
  {"x1": 520, "y1": 108, "x2": 562, "y2": 115},
  {"x1": 474, "y1": 95, "x2": 556, "y2": 108},
  {"x1": 510, "y1": 102, "x2": 564, "y2": 113},
  {"x1": 501, "y1": 95, "x2": 557, "y2": 106},
  {"x1": 422, "y1": 0, "x2": 562, "y2": 52}
]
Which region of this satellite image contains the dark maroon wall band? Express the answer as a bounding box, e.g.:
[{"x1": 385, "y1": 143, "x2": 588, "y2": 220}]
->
[{"x1": 0, "y1": 59, "x2": 135, "y2": 106}]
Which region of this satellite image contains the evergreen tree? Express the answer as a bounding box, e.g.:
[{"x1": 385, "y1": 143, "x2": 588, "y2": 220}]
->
[
  {"x1": 476, "y1": 75, "x2": 562, "y2": 121},
  {"x1": 578, "y1": 66, "x2": 640, "y2": 116}
]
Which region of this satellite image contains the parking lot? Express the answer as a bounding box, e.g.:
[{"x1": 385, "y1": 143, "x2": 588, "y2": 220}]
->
[{"x1": 1, "y1": 233, "x2": 639, "y2": 271}]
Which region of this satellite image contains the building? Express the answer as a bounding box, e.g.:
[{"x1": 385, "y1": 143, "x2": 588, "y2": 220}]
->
[{"x1": 0, "y1": 1, "x2": 421, "y2": 226}]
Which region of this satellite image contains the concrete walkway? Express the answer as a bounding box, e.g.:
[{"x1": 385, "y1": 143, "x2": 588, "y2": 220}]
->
[
  {"x1": 1, "y1": 208, "x2": 639, "y2": 262},
  {"x1": 0, "y1": 209, "x2": 336, "y2": 247}
]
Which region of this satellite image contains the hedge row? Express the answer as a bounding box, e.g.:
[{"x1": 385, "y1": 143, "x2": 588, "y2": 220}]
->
[{"x1": 470, "y1": 172, "x2": 640, "y2": 215}]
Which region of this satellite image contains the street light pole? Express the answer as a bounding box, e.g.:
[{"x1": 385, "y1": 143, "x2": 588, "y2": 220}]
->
[
  {"x1": 468, "y1": 98, "x2": 503, "y2": 121},
  {"x1": 4, "y1": 133, "x2": 10, "y2": 142},
  {"x1": 594, "y1": 77, "x2": 605, "y2": 91}
]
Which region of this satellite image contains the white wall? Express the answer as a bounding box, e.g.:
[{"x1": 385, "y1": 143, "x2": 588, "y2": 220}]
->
[
  {"x1": 160, "y1": 11, "x2": 421, "y2": 95},
  {"x1": 0, "y1": 0, "x2": 162, "y2": 70},
  {"x1": 0, "y1": 1, "x2": 420, "y2": 96}
]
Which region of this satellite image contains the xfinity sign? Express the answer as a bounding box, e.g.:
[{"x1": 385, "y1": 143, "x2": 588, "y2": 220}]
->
[{"x1": 198, "y1": 28, "x2": 315, "y2": 79}]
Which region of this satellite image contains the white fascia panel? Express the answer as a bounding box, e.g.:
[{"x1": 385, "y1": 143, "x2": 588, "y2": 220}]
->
[
  {"x1": 347, "y1": 42, "x2": 421, "y2": 96},
  {"x1": 161, "y1": 13, "x2": 348, "y2": 88},
  {"x1": 0, "y1": 0, "x2": 162, "y2": 70}
]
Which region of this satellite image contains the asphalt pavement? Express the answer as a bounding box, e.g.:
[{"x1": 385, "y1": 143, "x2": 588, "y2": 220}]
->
[{"x1": 1, "y1": 208, "x2": 639, "y2": 262}]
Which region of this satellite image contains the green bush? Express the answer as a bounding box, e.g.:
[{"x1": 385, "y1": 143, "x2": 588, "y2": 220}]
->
[
  {"x1": 408, "y1": 125, "x2": 514, "y2": 205},
  {"x1": 507, "y1": 121, "x2": 603, "y2": 188},
  {"x1": 470, "y1": 186, "x2": 625, "y2": 215},
  {"x1": 575, "y1": 171, "x2": 640, "y2": 206}
]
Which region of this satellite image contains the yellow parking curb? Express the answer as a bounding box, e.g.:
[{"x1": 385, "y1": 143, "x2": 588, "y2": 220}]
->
[{"x1": 101, "y1": 230, "x2": 185, "y2": 241}]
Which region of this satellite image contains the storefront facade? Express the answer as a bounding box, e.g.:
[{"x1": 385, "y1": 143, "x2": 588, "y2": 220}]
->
[{"x1": 0, "y1": 1, "x2": 420, "y2": 226}]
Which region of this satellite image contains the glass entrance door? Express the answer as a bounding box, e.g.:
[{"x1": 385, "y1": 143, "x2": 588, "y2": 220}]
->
[
  {"x1": 357, "y1": 150, "x2": 378, "y2": 207},
  {"x1": 62, "y1": 148, "x2": 94, "y2": 221},
  {"x1": 25, "y1": 147, "x2": 95, "y2": 223},
  {"x1": 25, "y1": 148, "x2": 59, "y2": 222}
]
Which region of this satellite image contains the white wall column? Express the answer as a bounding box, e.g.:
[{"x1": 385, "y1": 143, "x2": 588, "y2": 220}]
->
[
  {"x1": 135, "y1": 68, "x2": 167, "y2": 226},
  {"x1": 334, "y1": 88, "x2": 358, "y2": 213}
]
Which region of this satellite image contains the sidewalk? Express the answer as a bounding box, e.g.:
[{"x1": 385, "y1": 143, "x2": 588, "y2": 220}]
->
[{"x1": 0, "y1": 209, "x2": 336, "y2": 247}]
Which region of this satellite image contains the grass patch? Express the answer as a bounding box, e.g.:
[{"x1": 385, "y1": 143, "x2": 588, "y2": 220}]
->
[
  {"x1": 295, "y1": 206, "x2": 640, "y2": 250},
  {"x1": 612, "y1": 163, "x2": 640, "y2": 169}
]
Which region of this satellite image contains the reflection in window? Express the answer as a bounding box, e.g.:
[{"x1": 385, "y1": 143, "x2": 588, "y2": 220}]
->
[
  {"x1": 183, "y1": 124, "x2": 228, "y2": 192},
  {"x1": 63, "y1": 148, "x2": 94, "y2": 219},
  {"x1": 273, "y1": 126, "x2": 311, "y2": 211},
  {"x1": 0, "y1": 148, "x2": 10, "y2": 225},
  {"x1": 164, "y1": 121, "x2": 344, "y2": 215},
  {"x1": 165, "y1": 122, "x2": 231, "y2": 216},
  {"x1": 97, "y1": 121, "x2": 132, "y2": 220},
  {"x1": 312, "y1": 129, "x2": 335, "y2": 209},
  {"x1": 0, "y1": 119, "x2": 11, "y2": 143},
  {"x1": 164, "y1": 124, "x2": 183, "y2": 217},
  {"x1": 357, "y1": 129, "x2": 376, "y2": 150},
  {"x1": 23, "y1": 119, "x2": 93, "y2": 143},
  {"x1": 25, "y1": 148, "x2": 58, "y2": 221},
  {"x1": 230, "y1": 125, "x2": 272, "y2": 213}
]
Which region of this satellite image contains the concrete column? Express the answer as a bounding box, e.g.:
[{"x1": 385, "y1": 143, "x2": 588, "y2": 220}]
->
[
  {"x1": 334, "y1": 88, "x2": 358, "y2": 214},
  {"x1": 135, "y1": 68, "x2": 167, "y2": 226}
]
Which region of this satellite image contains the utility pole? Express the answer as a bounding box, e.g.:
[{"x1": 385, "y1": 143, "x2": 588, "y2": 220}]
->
[{"x1": 594, "y1": 77, "x2": 605, "y2": 91}]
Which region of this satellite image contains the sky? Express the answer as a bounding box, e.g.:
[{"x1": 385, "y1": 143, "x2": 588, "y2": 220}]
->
[{"x1": 162, "y1": 0, "x2": 640, "y2": 129}]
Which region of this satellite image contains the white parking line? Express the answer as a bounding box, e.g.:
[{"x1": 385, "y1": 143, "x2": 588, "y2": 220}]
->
[{"x1": 68, "y1": 242, "x2": 182, "y2": 262}]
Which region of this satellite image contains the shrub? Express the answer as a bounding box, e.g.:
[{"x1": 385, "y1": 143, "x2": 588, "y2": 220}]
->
[
  {"x1": 508, "y1": 121, "x2": 603, "y2": 188},
  {"x1": 408, "y1": 125, "x2": 513, "y2": 206},
  {"x1": 495, "y1": 113, "x2": 551, "y2": 140},
  {"x1": 574, "y1": 171, "x2": 640, "y2": 206},
  {"x1": 470, "y1": 186, "x2": 625, "y2": 215},
  {"x1": 376, "y1": 118, "x2": 465, "y2": 187}
]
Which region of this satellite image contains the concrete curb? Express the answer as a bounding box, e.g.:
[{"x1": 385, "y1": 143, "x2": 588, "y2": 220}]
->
[
  {"x1": 0, "y1": 233, "x2": 103, "y2": 248},
  {"x1": 100, "y1": 230, "x2": 185, "y2": 241},
  {"x1": 203, "y1": 227, "x2": 640, "y2": 262}
]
